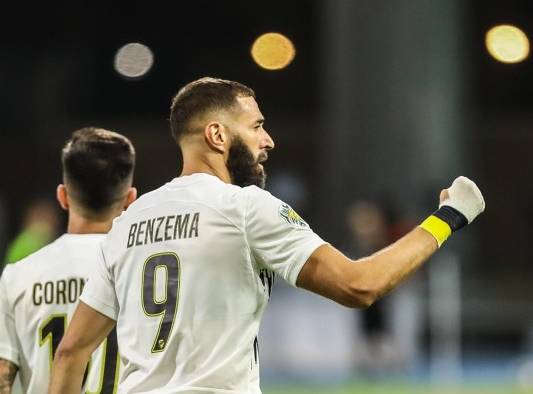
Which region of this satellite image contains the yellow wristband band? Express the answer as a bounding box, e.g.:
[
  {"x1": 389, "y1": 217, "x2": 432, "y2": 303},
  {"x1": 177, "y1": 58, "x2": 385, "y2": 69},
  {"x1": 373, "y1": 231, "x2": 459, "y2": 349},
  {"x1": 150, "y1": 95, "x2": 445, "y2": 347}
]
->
[{"x1": 419, "y1": 215, "x2": 452, "y2": 247}]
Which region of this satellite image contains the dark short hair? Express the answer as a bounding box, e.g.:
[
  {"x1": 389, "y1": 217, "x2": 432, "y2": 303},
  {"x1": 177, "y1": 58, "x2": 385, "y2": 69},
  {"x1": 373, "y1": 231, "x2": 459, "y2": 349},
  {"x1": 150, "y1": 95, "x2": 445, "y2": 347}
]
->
[
  {"x1": 169, "y1": 77, "x2": 255, "y2": 143},
  {"x1": 62, "y1": 127, "x2": 135, "y2": 214}
]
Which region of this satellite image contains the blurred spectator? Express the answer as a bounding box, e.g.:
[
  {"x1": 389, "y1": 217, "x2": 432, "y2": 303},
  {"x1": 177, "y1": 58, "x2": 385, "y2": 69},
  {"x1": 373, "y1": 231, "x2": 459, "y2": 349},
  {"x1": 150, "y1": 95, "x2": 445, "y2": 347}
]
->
[
  {"x1": 345, "y1": 198, "x2": 420, "y2": 377},
  {"x1": 3, "y1": 198, "x2": 61, "y2": 269}
]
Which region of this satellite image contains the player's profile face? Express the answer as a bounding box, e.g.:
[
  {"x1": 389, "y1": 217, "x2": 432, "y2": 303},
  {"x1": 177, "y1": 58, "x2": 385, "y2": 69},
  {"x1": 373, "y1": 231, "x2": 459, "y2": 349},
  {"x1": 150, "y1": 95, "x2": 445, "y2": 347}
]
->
[
  {"x1": 232, "y1": 97, "x2": 274, "y2": 158},
  {"x1": 225, "y1": 96, "x2": 274, "y2": 188},
  {"x1": 227, "y1": 135, "x2": 265, "y2": 188}
]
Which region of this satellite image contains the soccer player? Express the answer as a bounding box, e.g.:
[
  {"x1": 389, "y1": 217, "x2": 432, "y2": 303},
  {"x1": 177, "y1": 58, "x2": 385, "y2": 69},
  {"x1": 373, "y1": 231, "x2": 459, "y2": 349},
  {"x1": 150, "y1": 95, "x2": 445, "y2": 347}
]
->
[
  {"x1": 49, "y1": 78, "x2": 485, "y2": 394},
  {"x1": 0, "y1": 128, "x2": 136, "y2": 393}
]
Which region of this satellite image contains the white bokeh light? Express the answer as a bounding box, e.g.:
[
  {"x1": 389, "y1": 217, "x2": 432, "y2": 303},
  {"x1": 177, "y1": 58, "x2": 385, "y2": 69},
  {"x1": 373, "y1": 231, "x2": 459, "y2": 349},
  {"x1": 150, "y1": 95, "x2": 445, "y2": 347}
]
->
[{"x1": 114, "y1": 42, "x2": 154, "y2": 79}]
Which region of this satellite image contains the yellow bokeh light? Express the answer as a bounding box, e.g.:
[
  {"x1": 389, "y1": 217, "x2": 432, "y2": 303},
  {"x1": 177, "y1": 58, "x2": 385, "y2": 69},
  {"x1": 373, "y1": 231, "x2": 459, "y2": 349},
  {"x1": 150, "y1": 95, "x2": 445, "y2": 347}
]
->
[
  {"x1": 251, "y1": 32, "x2": 295, "y2": 70},
  {"x1": 485, "y1": 24, "x2": 529, "y2": 64}
]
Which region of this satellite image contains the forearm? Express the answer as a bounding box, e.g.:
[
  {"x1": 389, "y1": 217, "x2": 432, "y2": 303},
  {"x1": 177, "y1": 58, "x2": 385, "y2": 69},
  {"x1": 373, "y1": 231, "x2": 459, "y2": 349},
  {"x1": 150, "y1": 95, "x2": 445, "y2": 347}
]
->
[
  {"x1": 297, "y1": 229, "x2": 438, "y2": 309},
  {"x1": 0, "y1": 359, "x2": 18, "y2": 394},
  {"x1": 352, "y1": 226, "x2": 438, "y2": 301},
  {"x1": 48, "y1": 348, "x2": 91, "y2": 394},
  {"x1": 49, "y1": 302, "x2": 116, "y2": 394}
]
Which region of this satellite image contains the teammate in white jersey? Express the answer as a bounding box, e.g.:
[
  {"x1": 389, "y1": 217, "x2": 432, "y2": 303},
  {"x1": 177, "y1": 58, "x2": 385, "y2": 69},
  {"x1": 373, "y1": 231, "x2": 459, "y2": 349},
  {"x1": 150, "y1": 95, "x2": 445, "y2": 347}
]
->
[
  {"x1": 0, "y1": 127, "x2": 136, "y2": 393},
  {"x1": 50, "y1": 78, "x2": 485, "y2": 394}
]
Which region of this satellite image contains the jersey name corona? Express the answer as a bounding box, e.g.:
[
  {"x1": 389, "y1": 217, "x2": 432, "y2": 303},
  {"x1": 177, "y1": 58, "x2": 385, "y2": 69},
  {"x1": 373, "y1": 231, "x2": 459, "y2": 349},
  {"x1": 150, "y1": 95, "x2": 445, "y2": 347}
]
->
[
  {"x1": 127, "y1": 212, "x2": 200, "y2": 248},
  {"x1": 32, "y1": 277, "x2": 86, "y2": 306}
]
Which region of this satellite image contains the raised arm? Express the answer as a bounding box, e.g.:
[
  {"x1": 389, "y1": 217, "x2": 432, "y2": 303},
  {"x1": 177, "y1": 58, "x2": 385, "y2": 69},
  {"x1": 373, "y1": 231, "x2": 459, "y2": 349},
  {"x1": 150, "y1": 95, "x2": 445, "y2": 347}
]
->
[
  {"x1": 297, "y1": 176, "x2": 485, "y2": 308},
  {"x1": 0, "y1": 359, "x2": 18, "y2": 394},
  {"x1": 49, "y1": 301, "x2": 115, "y2": 394}
]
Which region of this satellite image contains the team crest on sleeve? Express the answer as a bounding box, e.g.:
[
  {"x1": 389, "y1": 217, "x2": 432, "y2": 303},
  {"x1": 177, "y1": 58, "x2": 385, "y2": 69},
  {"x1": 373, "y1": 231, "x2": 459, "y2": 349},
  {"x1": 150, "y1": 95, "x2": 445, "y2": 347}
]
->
[{"x1": 278, "y1": 204, "x2": 309, "y2": 229}]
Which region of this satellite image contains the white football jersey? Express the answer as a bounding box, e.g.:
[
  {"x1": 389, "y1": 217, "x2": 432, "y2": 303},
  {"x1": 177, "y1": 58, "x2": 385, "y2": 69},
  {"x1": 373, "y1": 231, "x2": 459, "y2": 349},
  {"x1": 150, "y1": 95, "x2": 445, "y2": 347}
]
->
[
  {"x1": 80, "y1": 173, "x2": 326, "y2": 393},
  {"x1": 0, "y1": 234, "x2": 121, "y2": 394}
]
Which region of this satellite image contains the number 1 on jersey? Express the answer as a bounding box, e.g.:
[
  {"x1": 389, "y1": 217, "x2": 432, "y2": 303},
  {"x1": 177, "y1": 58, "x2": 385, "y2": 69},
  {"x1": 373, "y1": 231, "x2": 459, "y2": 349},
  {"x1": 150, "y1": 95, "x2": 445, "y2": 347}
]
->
[
  {"x1": 39, "y1": 314, "x2": 67, "y2": 367},
  {"x1": 39, "y1": 315, "x2": 119, "y2": 393},
  {"x1": 141, "y1": 252, "x2": 180, "y2": 353}
]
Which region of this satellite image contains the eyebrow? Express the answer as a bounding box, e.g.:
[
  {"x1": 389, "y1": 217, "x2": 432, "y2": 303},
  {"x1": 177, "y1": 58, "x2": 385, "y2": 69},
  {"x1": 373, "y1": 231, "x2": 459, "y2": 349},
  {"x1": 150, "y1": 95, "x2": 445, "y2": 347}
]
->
[{"x1": 254, "y1": 118, "x2": 265, "y2": 126}]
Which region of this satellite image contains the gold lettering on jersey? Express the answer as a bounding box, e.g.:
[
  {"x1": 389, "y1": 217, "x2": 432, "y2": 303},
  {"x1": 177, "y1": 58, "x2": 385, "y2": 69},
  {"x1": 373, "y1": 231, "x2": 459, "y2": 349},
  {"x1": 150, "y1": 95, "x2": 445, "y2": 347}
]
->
[
  {"x1": 32, "y1": 278, "x2": 86, "y2": 306},
  {"x1": 127, "y1": 212, "x2": 200, "y2": 248}
]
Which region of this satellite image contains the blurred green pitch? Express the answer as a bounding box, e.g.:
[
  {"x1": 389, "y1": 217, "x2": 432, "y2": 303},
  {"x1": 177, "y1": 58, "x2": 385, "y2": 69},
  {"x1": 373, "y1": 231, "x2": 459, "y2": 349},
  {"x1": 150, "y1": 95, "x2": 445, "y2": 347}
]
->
[{"x1": 263, "y1": 382, "x2": 527, "y2": 394}]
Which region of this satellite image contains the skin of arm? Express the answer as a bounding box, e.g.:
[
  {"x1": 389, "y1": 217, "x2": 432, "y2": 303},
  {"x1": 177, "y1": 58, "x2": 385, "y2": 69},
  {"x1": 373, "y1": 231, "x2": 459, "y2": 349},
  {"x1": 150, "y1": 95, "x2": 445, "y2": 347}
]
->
[
  {"x1": 0, "y1": 359, "x2": 18, "y2": 394},
  {"x1": 296, "y1": 227, "x2": 438, "y2": 308},
  {"x1": 296, "y1": 190, "x2": 455, "y2": 308},
  {"x1": 48, "y1": 302, "x2": 115, "y2": 394}
]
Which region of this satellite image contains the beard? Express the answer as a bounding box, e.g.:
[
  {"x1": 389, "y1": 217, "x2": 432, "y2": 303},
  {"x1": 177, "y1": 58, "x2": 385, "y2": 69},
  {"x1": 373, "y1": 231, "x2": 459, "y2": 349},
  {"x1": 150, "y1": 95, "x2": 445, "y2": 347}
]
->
[{"x1": 227, "y1": 135, "x2": 267, "y2": 189}]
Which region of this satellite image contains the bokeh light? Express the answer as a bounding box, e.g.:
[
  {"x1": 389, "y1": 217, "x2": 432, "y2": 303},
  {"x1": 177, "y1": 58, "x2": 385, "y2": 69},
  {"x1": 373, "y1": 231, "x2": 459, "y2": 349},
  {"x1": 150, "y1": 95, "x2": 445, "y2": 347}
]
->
[
  {"x1": 485, "y1": 24, "x2": 529, "y2": 63},
  {"x1": 114, "y1": 42, "x2": 154, "y2": 79},
  {"x1": 251, "y1": 32, "x2": 295, "y2": 70}
]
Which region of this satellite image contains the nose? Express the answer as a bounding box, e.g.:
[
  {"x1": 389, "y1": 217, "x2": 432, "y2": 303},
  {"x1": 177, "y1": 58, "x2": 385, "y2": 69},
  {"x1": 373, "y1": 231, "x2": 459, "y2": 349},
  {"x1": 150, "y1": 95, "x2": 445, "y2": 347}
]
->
[{"x1": 262, "y1": 129, "x2": 275, "y2": 150}]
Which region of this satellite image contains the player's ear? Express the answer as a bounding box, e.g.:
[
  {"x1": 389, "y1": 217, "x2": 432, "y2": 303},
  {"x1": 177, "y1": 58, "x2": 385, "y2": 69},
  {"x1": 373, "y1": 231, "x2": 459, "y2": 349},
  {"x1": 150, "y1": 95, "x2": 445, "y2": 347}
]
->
[
  {"x1": 204, "y1": 122, "x2": 227, "y2": 154},
  {"x1": 56, "y1": 184, "x2": 69, "y2": 211},
  {"x1": 124, "y1": 187, "x2": 137, "y2": 209}
]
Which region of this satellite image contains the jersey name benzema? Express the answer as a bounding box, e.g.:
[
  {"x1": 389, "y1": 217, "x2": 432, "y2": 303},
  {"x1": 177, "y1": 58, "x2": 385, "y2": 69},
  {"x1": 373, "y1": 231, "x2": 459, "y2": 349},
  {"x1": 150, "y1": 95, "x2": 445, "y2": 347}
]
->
[
  {"x1": 0, "y1": 234, "x2": 120, "y2": 394},
  {"x1": 80, "y1": 173, "x2": 326, "y2": 394}
]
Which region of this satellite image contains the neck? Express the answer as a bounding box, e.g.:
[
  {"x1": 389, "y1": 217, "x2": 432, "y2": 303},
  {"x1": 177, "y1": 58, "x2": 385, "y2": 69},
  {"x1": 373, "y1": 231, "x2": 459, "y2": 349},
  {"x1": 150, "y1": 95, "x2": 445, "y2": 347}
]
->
[
  {"x1": 180, "y1": 150, "x2": 231, "y2": 184},
  {"x1": 67, "y1": 211, "x2": 115, "y2": 234}
]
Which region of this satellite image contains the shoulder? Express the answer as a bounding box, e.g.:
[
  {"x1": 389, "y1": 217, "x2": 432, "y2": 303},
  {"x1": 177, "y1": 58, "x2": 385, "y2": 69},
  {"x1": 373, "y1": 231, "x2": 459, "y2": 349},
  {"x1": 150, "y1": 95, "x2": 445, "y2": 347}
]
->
[
  {"x1": 242, "y1": 185, "x2": 281, "y2": 206},
  {"x1": 242, "y1": 185, "x2": 290, "y2": 216},
  {"x1": 107, "y1": 185, "x2": 169, "y2": 238},
  {"x1": 243, "y1": 186, "x2": 311, "y2": 230},
  {"x1": 2, "y1": 234, "x2": 103, "y2": 277},
  {"x1": 0, "y1": 239, "x2": 56, "y2": 294},
  {"x1": 114, "y1": 186, "x2": 165, "y2": 221},
  {"x1": 4, "y1": 237, "x2": 60, "y2": 272}
]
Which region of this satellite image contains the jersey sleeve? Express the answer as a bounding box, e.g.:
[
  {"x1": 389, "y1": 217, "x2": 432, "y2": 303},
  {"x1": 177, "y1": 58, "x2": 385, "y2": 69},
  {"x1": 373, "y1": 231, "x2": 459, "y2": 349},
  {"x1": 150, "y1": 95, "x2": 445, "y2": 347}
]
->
[
  {"x1": 0, "y1": 270, "x2": 20, "y2": 365},
  {"x1": 79, "y1": 244, "x2": 119, "y2": 321},
  {"x1": 244, "y1": 187, "x2": 327, "y2": 287}
]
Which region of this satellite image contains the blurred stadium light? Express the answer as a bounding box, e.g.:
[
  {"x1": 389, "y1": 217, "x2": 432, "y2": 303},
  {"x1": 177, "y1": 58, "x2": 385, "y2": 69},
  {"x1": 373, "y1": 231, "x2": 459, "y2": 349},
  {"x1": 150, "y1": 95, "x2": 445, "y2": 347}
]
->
[
  {"x1": 485, "y1": 24, "x2": 529, "y2": 63},
  {"x1": 251, "y1": 32, "x2": 296, "y2": 70},
  {"x1": 114, "y1": 42, "x2": 154, "y2": 79}
]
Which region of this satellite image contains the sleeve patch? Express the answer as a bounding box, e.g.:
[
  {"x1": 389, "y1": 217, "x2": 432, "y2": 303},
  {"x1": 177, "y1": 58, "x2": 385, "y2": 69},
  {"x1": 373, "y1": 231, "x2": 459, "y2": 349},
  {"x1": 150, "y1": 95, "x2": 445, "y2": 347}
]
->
[{"x1": 278, "y1": 204, "x2": 309, "y2": 229}]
